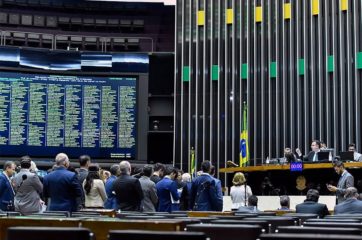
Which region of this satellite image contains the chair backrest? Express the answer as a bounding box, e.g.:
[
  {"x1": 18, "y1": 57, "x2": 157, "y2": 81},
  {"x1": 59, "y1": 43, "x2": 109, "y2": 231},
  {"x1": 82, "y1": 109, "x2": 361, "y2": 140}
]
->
[
  {"x1": 211, "y1": 219, "x2": 269, "y2": 232},
  {"x1": 243, "y1": 217, "x2": 297, "y2": 232},
  {"x1": 175, "y1": 217, "x2": 218, "y2": 223},
  {"x1": 260, "y1": 233, "x2": 362, "y2": 240},
  {"x1": 283, "y1": 213, "x2": 318, "y2": 221},
  {"x1": 277, "y1": 226, "x2": 362, "y2": 235},
  {"x1": 7, "y1": 227, "x2": 92, "y2": 240},
  {"x1": 325, "y1": 215, "x2": 362, "y2": 220},
  {"x1": 303, "y1": 222, "x2": 362, "y2": 229},
  {"x1": 234, "y1": 213, "x2": 259, "y2": 218},
  {"x1": 305, "y1": 218, "x2": 360, "y2": 223},
  {"x1": 186, "y1": 223, "x2": 262, "y2": 240},
  {"x1": 43, "y1": 211, "x2": 70, "y2": 217},
  {"x1": 124, "y1": 215, "x2": 166, "y2": 220},
  {"x1": 108, "y1": 230, "x2": 206, "y2": 240},
  {"x1": 258, "y1": 212, "x2": 277, "y2": 216},
  {"x1": 5, "y1": 212, "x2": 21, "y2": 217},
  {"x1": 210, "y1": 215, "x2": 246, "y2": 220},
  {"x1": 71, "y1": 212, "x2": 102, "y2": 218},
  {"x1": 282, "y1": 213, "x2": 318, "y2": 225}
]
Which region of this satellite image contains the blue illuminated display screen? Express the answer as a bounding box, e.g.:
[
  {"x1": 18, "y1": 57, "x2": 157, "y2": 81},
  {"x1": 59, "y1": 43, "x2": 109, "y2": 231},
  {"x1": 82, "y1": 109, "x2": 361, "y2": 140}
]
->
[
  {"x1": 0, "y1": 71, "x2": 137, "y2": 159},
  {"x1": 290, "y1": 162, "x2": 303, "y2": 172}
]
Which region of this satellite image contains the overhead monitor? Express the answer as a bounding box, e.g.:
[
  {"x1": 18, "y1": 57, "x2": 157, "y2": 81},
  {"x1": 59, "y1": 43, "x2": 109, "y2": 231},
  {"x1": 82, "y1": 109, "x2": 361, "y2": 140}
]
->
[{"x1": 0, "y1": 71, "x2": 137, "y2": 160}]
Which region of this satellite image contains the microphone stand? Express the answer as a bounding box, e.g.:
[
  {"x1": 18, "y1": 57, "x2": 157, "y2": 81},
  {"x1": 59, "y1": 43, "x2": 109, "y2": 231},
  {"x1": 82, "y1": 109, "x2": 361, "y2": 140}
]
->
[{"x1": 244, "y1": 178, "x2": 247, "y2": 207}]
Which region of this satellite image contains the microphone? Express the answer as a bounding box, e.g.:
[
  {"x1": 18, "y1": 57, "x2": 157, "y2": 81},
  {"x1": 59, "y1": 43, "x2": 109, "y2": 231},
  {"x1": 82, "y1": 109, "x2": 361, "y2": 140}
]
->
[{"x1": 17, "y1": 174, "x2": 27, "y2": 190}]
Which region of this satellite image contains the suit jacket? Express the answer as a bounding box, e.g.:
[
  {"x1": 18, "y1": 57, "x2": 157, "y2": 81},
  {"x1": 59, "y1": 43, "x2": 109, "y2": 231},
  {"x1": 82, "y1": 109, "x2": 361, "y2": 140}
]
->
[
  {"x1": 237, "y1": 205, "x2": 261, "y2": 213},
  {"x1": 77, "y1": 168, "x2": 88, "y2": 185},
  {"x1": 336, "y1": 170, "x2": 354, "y2": 204},
  {"x1": 43, "y1": 166, "x2": 82, "y2": 212},
  {"x1": 0, "y1": 172, "x2": 15, "y2": 211},
  {"x1": 13, "y1": 169, "x2": 43, "y2": 215},
  {"x1": 139, "y1": 176, "x2": 158, "y2": 212},
  {"x1": 104, "y1": 175, "x2": 117, "y2": 209},
  {"x1": 156, "y1": 176, "x2": 179, "y2": 212},
  {"x1": 334, "y1": 198, "x2": 362, "y2": 214},
  {"x1": 190, "y1": 173, "x2": 223, "y2": 211},
  {"x1": 113, "y1": 174, "x2": 143, "y2": 211},
  {"x1": 77, "y1": 168, "x2": 88, "y2": 207},
  {"x1": 306, "y1": 151, "x2": 318, "y2": 162},
  {"x1": 295, "y1": 200, "x2": 329, "y2": 218}
]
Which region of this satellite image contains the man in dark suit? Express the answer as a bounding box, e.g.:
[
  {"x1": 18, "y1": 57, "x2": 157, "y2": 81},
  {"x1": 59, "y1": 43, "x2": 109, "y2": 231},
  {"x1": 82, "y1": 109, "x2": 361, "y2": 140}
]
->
[
  {"x1": 296, "y1": 189, "x2": 329, "y2": 218},
  {"x1": 77, "y1": 155, "x2": 91, "y2": 185},
  {"x1": 327, "y1": 161, "x2": 354, "y2": 204},
  {"x1": 43, "y1": 153, "x2": 82, "y2": 212},
  {"x1": 150, "y1": 163, "x2": 165, "y2": 184},
  {"x1": 305, "y1": 140, "x2": 321, "y2": 162},
  {"x1": 0, "y1": 161, "x2": 16, "y2": 211},
  {"x1": 77, "y1": 155, "x2": 91, "y2": 208},
  {"x1": 334, "y1": 187, "x2": 362, "y2": 214},
  {"x1": 237, "y1": 195, "x2": 261, "y2": 213},
  {"x1": 190, "y1": 161, "x2": 223, "y2": 211},
  {"x1": 156, "y1": 166, "x2": 180, "y2": 212},
  {"x1": 113, "y1": 161, "x2": 143, "y2": 211}
]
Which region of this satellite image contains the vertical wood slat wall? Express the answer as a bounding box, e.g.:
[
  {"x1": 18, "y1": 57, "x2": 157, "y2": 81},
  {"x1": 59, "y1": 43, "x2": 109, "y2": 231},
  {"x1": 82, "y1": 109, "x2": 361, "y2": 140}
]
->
[{"x1": 174, "y1": 0, "x2": 362, "y2": 172}]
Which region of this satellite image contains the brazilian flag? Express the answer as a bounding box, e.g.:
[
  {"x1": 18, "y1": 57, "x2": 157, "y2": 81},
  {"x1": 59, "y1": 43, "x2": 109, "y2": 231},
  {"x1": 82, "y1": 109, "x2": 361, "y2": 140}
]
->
[{"x1": 240, "y1": 102, "x2": 249, "y2": 166}]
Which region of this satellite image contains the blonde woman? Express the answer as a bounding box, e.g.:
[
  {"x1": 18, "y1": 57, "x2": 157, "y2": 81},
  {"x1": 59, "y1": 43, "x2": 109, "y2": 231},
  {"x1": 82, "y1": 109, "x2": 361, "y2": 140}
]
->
[{"x1": 230, "y1": 172, "x2": 252, "y2": 209}]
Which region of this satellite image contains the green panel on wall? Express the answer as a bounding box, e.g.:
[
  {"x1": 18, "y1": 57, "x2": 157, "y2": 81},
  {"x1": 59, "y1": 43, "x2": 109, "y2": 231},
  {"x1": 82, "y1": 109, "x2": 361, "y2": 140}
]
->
[
  {"x1": 241, "y1": 63, "x2": 248, "y2": 79},
  {"x1": 298, "y1": 59, "x2": 305, "y2": 76},
  {"x1": 327, "y1": 55, "x2": 334, "y2": 72},
  {"x1": 212, "y1": 65, "x2": 219, "y2": 81},
  {"x1": 270, "y1": 62, "x2": 277, "y2": 78},
  {"x1": 357, "y1": 52, "x2": 362, "y2": 69},
  {"x1": 182, "y1": 66, "x2": 190, "y2": 82}
]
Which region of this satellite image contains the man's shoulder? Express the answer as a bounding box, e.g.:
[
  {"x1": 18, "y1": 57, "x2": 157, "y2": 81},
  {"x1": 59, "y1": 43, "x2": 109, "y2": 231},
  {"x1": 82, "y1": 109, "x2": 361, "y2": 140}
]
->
[{"x1": 45, "y1": 169, "x2": 76, "y2": 179}]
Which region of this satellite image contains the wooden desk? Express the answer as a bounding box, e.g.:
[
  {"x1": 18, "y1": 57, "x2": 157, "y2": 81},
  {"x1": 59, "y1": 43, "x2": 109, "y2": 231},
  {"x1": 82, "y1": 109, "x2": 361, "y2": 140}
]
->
[
  {"x1": 187, "y1": 211, "x2": 234, "y2": 217},
  {"x1": 0, "y1": 217, "x2": 81, "y2": 240},
  {"x1": 0, "y1": 217, "x2": 184, "y2": 240},
  {"x1": 79, "y1": 209, "x2": 116, "y2": 217},
  {"x1": 81, "y1": 219, "x2": 184, "y2": 240},
  {"x1": 219, "y1": 162, "x2": 362, "y2": 173}
]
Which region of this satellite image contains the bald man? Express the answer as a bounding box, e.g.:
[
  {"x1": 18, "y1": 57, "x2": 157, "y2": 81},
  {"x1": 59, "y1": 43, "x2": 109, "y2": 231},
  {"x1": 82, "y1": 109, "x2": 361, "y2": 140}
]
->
[
  {"x1": 112, "y1": 161, "x2": 143, "y2": 211},
  {"x1": 43, "y1": 153, "x2": 82, "y2": 211}
]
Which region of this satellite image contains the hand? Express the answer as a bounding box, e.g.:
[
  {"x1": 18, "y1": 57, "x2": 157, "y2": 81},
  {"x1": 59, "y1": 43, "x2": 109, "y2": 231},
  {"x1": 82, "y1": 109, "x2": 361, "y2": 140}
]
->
[
  {"x1": 296, "y1": 148, "x2": 302, "y2": 156},
  {"x1": 327, "y1": 184, "x2": 337, "y2": 192}
]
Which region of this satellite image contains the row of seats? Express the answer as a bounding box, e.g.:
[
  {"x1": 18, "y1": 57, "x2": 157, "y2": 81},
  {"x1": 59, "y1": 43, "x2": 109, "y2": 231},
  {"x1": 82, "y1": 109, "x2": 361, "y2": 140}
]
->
[
  {"x1": 2, "y1": 0, "x2": 159, "y2": 11},
  {"x1": 0, "y1": 31, "x2": 148, "y2": 51},
  {"x1": 0, "y1": 12, "x2": 145, "y2": 32},
  {"x1": 6, "y1": 211, "x2": 362, "y2": 240}
]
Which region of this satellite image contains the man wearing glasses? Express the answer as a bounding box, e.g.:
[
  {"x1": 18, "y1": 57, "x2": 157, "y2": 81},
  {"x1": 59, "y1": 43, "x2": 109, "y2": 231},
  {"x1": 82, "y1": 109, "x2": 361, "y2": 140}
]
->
[{"x1": 348, "y1": 143, "x2": 362, "y2": 162}]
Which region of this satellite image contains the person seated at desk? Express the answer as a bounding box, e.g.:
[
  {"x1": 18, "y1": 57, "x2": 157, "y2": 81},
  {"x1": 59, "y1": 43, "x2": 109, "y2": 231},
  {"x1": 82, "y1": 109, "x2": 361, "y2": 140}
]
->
[
  {"x1": 348, "y1": 143, "x2": 362, "y2": 162},
  {"x1": 278, "y1": 195, "x2": 291, "y2": 211},
  {"x1": 237, "y1": 195, "x2": 261, "y2": 213},
  {"x1": 305, "y1": 140, "x2": 321, "y2": 162},
  {"x1": 295, "y1": 189, "x2": 329, "y2": 218},
  {"x1": 334, "y1": 187, "x2": 362, "y2": 214},
  {"x1": 279, "y1": 148, "x2": 297, "y2": 164}
]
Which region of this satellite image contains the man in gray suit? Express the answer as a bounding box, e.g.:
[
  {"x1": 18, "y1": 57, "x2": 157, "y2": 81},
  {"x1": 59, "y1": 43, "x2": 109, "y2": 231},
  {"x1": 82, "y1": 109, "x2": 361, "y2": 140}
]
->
[
  {"x1": 327, "y1": 161, "x2": 354, "y2": 204},
  {"x1": 334, "y1": 187, "x2": 362, "y2": 214},
  {"x1": 139, "y1": 165, "x2": 158, "y2": 212},
  {"x1": 13, "y1": 156, "x2": 43, "y2": 215}
]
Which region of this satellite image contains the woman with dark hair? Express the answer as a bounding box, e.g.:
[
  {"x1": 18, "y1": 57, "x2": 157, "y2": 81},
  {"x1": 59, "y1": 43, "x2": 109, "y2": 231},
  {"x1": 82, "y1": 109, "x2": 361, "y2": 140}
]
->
[{"x1": 83, "y1": 164, "x2": 107, "y2": 208}]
